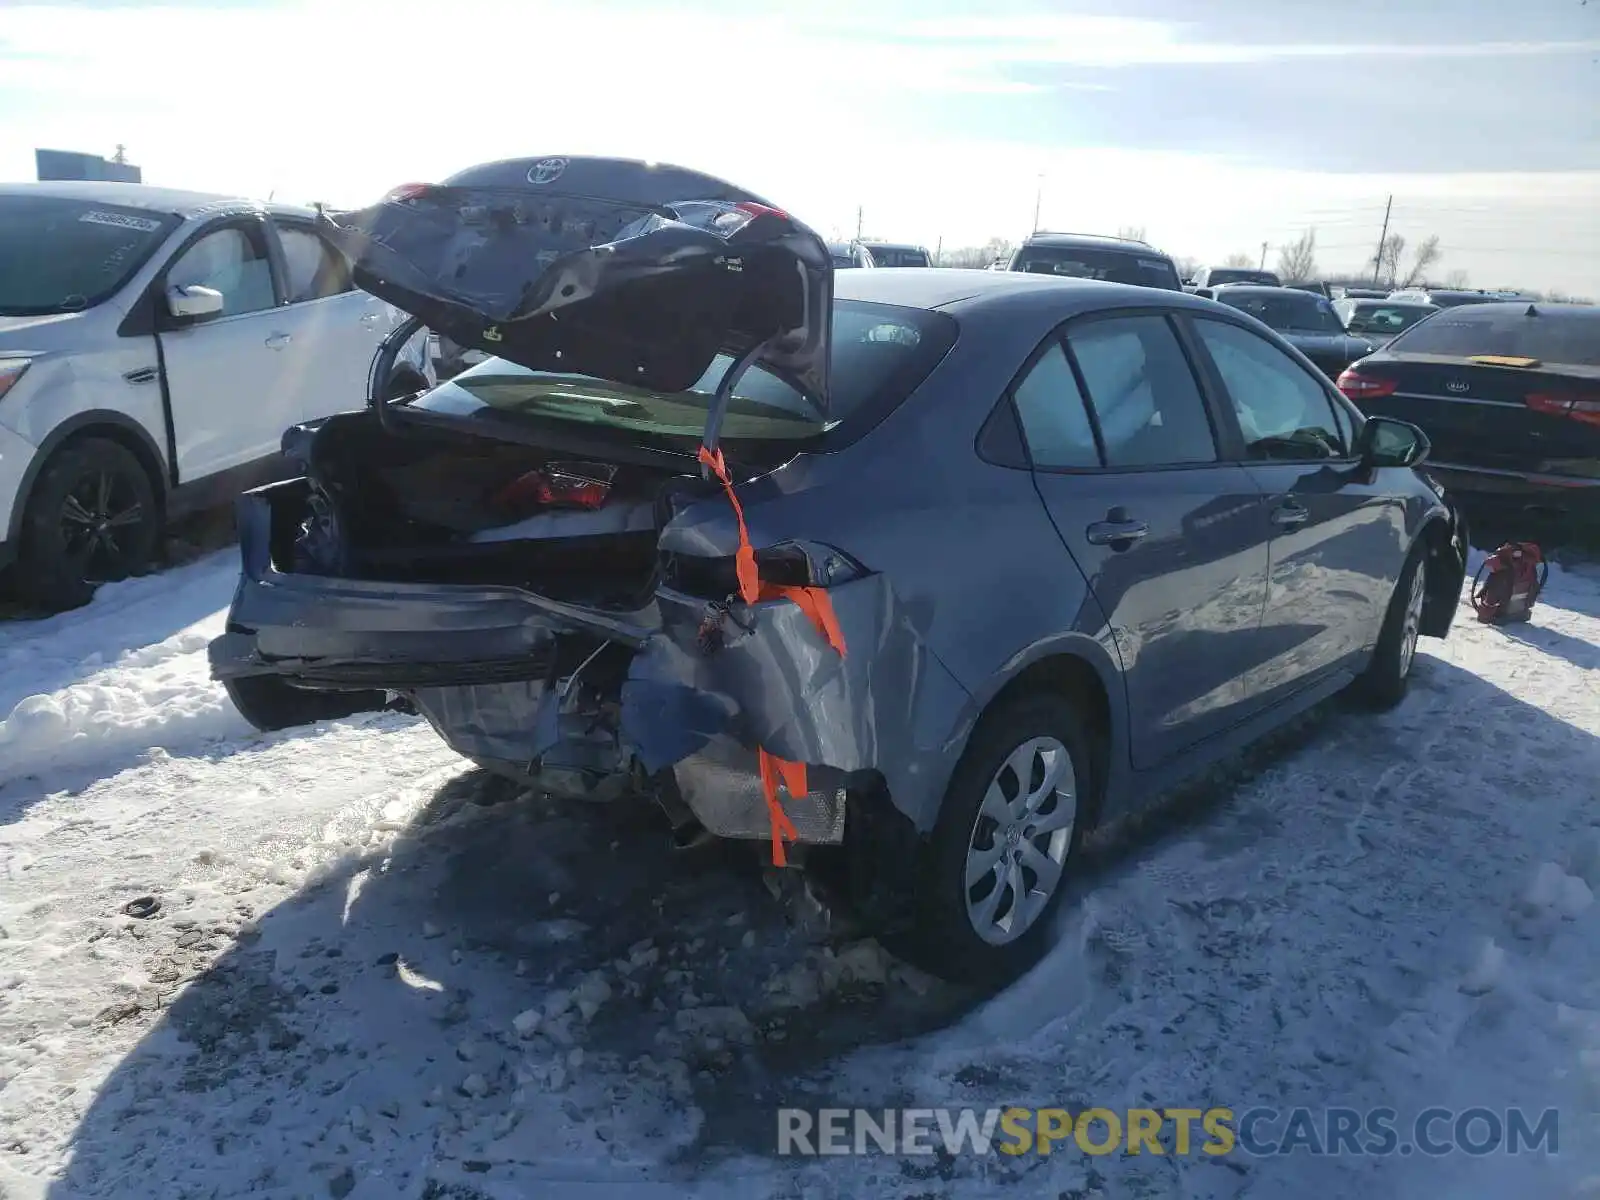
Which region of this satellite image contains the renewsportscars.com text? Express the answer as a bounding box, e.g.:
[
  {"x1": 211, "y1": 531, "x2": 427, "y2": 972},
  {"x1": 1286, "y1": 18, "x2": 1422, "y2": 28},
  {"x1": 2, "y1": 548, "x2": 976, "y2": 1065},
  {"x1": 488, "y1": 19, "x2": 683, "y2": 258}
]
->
[{"x1": 776, "y1": 1106, "x2": 1560, "y2": 1158}]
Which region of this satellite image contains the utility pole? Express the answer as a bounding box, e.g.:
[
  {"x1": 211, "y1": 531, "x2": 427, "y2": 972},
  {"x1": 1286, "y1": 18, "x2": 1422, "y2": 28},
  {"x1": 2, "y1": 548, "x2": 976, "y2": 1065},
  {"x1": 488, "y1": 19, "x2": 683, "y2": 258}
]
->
[
  {"x1": 934, "y1": 235, "x2": 942, "y2": 265},
  {"x1": 1032, "y1": 174, "x2": 1044, "y2": 233},
  {"x1": 1371, "y1": 194, "x2": 1393, "y2": 286},
  {"x1": 1259, "y1": 241, "x2": 1268, "y2": 270},
  {"x1": 855, "y1": 205, "x2": 863, "y2": 241}
]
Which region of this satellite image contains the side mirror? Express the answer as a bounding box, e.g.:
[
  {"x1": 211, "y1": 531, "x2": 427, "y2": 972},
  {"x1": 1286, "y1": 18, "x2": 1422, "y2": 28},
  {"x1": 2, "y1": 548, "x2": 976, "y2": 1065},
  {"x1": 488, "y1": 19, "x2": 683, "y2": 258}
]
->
[
  {"x1": 1357, "y1": 416, "x2": 1430, "y2": 469},
  {"x1": 1194, "y1": 287, "x2": 1215, "y2": 300},
  {"x1": 165, "y1": 284, "x2": 224, "y2": 321}
]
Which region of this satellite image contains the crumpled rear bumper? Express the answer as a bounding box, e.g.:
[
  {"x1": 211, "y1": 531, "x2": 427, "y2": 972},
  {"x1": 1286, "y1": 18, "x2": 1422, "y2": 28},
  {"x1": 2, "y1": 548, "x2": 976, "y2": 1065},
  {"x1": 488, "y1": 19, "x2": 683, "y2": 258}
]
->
[{"x1": 211, "y1": 481, "x2": 973, "y2": 840}]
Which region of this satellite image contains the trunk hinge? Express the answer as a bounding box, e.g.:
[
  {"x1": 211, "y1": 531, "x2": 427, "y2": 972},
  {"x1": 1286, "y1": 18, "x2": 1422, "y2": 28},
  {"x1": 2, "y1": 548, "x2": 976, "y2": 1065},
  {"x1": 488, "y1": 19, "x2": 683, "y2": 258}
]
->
[{"x1": 698, "y1": 334, "x2": 778, "y2": 465}]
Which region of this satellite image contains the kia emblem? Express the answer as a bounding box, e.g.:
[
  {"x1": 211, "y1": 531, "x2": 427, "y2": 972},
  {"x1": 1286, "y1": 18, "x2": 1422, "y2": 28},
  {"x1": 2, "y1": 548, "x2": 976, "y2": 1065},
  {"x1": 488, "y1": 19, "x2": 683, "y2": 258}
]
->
[{"x1": 1446, "y1": 380, "x2": 1469, "y2": 394}]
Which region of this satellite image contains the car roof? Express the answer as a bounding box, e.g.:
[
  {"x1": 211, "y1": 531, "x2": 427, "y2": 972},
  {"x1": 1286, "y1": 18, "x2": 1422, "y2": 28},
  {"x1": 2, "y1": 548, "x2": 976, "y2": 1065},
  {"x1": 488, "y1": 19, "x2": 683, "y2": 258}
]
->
[
  {"x1": 859, "y1": 241, "x2": 925, "y2": 252},
  {"x1": 832, "y1": 266, "x2": 1209, "y2": 314},
  {"x1": 1207, "y1": 284, "x2": 1312, "y2": 297},
  {"x1": 0, "y1": 179, "x2": 315, "y2": 220},
  {"x1": 1020, "y1": 232, "x2": 1168, "y2": 258}
]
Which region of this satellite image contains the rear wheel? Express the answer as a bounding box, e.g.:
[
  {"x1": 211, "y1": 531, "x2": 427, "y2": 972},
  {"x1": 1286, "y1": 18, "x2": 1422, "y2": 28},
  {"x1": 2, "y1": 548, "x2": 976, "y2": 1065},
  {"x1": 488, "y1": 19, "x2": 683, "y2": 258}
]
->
[
  {"x1": 1352, "y1": 549, "x2": 1427, "y2": 710},
  {"x1": 898, "y1": 691, "x2": 1092, "y2": 986},
  {"x1": 223, "y1": 674, "x2": 386, "y2": 733},
  {"x1": 15, "y1": 437, "x2": 162, "y2": 612}
]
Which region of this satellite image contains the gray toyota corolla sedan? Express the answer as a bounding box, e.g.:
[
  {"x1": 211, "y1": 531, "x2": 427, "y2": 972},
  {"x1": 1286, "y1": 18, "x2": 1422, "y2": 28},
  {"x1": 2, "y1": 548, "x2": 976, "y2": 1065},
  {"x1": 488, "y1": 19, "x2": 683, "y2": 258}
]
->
[{"x1": 209, "y1": 157, "x2": 1468, "y2": 985}]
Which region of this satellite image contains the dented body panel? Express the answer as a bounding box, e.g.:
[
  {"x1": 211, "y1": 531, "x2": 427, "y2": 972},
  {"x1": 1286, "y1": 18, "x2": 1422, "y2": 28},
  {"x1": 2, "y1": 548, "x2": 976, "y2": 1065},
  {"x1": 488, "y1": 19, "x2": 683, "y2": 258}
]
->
[{"x1": 211, "y1": 250, "x2": 1466, "y2": 849}]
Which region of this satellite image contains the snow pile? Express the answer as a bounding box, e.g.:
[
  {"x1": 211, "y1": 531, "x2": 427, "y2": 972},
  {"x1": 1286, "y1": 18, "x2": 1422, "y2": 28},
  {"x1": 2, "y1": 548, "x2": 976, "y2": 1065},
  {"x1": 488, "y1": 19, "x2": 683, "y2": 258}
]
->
[
  {"x1": 0, "y1": 555, "x2": 248, "y2": 788},
  {"x1": 0, "y1": 547, "x2": 1598, "y2": 1196}
]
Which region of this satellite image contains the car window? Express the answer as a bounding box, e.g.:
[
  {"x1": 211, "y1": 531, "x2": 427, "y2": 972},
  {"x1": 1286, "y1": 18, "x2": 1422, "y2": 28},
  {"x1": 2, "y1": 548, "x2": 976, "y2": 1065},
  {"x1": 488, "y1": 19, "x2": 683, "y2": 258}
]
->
[
  {"x1": 1011, "y1": 341, "x2": 1100, "y2": 468},
  {"x1": 1385, "y1": 304, "x2": 1600, "y2": 367},
  {"x1": 166, "y1": 226, "x2": 275, "y2": 316},
  {"x1": 1194, "y1": 318, "x2": 1349, "y2": 461},
  {"x1": 278, "y1": 225, "x2": 351, "y2": 303},
  {"x1": 1065, "y1": 316, "x2": 1217, "y2": 467},
  {"x1": 0, "y1": 195, "x2": 181, "y2": 316},
  {"x1": 1012, "y1": 247, "x2": 1181, "y2": 290}
]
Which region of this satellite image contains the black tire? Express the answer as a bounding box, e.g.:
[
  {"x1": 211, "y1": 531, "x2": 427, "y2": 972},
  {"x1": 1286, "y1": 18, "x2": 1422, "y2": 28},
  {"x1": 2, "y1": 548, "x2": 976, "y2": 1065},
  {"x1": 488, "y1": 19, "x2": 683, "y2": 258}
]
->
[
  {"x1": 223, "y1": 674, "x2": 386, "y2": 733},
  {"x1": 1351, "y1": 547, "x2": 1427, "y2": 711},
  {"x1": 896, "y1": 691, "x2": 1093, "y2": 987},
  {"x1": 15, "y1": 437, "x2": 162, "y2": 612}
]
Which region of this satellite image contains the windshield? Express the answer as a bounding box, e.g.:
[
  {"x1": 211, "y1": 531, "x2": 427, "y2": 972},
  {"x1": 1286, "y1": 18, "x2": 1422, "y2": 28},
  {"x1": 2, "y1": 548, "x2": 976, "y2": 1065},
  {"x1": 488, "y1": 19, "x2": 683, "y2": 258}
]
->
[
  {"x1": 1209, "y1": 268, "x2": 1280, "y2": 286},
  {"x1": 0, "y1": 195, "x2": 180, "y2": 316},
  {"x1": 412, "y1": 299, "x2": 957, "y2": 447},
  {"x1": 1384, "y1": 304, "x2": 1600, "y2": 367},
  {"x1": 1215, "y1": 289, "x2": 1345, "y2": 334},
  {"x1": 1342, "y1": 303, "x2": 1436, "y2": 335},
  {"x1": 1011, "y1": 247, "x2": 1181, "y2": 290}
]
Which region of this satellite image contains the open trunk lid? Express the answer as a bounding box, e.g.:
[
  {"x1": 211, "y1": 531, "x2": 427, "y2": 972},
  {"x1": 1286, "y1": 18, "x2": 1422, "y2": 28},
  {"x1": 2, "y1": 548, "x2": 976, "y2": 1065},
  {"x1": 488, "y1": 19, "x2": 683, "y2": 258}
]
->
[{"x1": 319, "y1": 156, "x2": 834, "y2": 430}]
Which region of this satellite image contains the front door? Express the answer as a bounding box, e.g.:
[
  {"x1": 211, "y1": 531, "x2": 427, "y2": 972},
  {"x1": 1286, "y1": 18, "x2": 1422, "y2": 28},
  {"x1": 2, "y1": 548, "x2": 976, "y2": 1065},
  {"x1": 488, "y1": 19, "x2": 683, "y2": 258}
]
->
[
  {"x1": 1187, "y1": 315, "x2": 1398, "y2": 697},
  {"x1": 1013, "y1": 312, "x2": 1273, "y2": 770},
  {"x1": 157, "y1": 218, "x2": 300, "y2": 481}
]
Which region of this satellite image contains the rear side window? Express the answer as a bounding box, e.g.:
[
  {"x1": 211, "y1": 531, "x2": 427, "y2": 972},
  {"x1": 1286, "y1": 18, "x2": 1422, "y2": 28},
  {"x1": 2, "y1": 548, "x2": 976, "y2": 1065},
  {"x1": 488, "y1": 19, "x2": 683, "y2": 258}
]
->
[
  {"x1": 1193, "y1": 318, "x2": 1349, "y2": 461},
  {"x1": 1012, "y1": 342, "x2": 1099, "y2": 468},
  {"x1": 1065, "y1": 316, "x2": 1217, "y2": 467},
  {"x1": 1386, "y1": 305, "x2": 1600, "y2": 367},
  {"x1": 278, "y1": 224, "x2": 352, "y2": 302}
]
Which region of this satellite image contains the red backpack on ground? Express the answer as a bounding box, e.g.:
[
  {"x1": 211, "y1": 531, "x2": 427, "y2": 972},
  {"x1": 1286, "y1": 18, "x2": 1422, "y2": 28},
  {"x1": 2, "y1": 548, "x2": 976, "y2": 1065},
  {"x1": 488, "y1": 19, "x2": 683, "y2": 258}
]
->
[{"x1": 1470, "y1": 542, "x2": 1547, "y2": 624}]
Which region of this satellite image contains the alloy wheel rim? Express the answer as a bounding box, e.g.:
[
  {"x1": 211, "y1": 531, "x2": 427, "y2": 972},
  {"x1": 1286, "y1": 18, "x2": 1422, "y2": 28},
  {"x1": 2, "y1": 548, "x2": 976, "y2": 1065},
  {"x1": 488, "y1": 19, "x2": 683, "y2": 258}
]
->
[
  {"x1": 963, "y1": 736, "x2": 1077, "y2": 946},
  {"x1": 1399, "y1": 562, "x2": 1426, "y2": 678},
  {"x1": 59, "y1": 469, "x2": 144, "y2": 584}
]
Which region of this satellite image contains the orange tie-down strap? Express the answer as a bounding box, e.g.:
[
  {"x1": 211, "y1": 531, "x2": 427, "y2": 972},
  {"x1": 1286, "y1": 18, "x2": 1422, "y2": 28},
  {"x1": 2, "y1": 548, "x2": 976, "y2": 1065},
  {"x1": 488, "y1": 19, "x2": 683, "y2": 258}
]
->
[
  {"x1": 696, "y1": 445, "x2": 847, "y2": 656},
  {"x1": 699, "y1": 443, "x2": 847, "y2": 864}
]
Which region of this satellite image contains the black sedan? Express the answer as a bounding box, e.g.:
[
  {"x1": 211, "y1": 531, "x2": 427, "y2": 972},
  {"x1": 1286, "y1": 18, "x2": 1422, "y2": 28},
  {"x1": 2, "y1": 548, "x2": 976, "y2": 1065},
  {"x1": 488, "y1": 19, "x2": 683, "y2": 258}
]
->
[
  {"x1": 1201, "y1": 284, "x2": 1378, "y2": 379},
  {"x1": 1337, "y1": 302, "x2": 1600, "y2": 530}
]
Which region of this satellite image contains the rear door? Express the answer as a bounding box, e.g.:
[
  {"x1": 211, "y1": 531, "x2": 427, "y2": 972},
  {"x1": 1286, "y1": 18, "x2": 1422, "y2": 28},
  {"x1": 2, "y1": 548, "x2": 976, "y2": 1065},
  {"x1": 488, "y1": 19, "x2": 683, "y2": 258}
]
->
[
  {"x1": 268, "y1": 218, "x2": 390, "y2": 420},
  {"x1": 1188, "y1": 315, "x2": 1397, "y2": 691},
  {"x1": 1013, "y1": 311, "x2": 1273, "y2": 769}
]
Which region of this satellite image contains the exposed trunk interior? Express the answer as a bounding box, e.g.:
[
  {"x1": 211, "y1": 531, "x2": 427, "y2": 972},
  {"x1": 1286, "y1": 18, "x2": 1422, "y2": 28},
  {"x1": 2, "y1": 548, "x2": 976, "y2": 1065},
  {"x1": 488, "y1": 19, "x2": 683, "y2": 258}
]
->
[{"x1": 284, "y1": 414, "x2": 707, "y2": 610}]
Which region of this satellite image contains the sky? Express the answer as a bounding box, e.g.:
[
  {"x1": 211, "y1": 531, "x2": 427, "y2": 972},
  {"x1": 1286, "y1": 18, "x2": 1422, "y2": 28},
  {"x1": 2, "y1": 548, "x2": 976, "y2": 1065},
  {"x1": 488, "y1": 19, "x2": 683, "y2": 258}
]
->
[{"x1": 2, "y1": 0, "x2": 1597, "y2": 294}]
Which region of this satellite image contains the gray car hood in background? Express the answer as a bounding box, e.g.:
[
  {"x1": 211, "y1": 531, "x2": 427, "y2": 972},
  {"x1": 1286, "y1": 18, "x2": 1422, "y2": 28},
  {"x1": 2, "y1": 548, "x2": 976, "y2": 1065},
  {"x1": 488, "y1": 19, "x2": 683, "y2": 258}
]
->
[{"x1": 320, "y1": 156, "x2": 835, "y2": 416}]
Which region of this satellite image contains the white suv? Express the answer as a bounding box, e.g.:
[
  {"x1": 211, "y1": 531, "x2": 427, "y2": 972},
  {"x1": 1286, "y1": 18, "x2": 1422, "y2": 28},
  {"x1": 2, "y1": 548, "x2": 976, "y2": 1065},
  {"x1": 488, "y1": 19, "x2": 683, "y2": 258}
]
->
[{"x1": 0, "y1": 181, "x2": 432, "y2": 609}]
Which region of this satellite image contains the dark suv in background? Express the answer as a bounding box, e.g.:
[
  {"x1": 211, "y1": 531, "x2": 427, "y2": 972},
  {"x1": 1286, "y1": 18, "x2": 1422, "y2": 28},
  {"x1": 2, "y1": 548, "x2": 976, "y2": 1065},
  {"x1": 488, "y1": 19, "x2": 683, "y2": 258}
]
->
[{"x1": 1003, "y1": 232, "x2": 1183, "y2": 291}]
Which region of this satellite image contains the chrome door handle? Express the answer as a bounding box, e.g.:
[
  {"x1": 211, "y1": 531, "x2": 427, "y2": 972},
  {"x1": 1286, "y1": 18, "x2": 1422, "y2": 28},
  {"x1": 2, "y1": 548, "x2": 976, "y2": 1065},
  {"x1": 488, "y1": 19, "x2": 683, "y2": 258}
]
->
[
  {"x1": 1271, "y1": 502, "x2": 1309, "y2": 528},
  {"x1": 1085, "y1": 519, "x2": 1150, "y2": 546},
  {"x1": 265, "y1": 332, "x2": 292, "y2": 349}
]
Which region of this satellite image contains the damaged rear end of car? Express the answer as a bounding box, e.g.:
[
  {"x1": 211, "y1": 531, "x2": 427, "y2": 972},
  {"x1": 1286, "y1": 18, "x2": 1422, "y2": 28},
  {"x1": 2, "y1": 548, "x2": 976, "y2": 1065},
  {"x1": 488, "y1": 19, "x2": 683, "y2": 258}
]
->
[{"x1": 209, "y1": 155, "x2": 957, "y2": 873}]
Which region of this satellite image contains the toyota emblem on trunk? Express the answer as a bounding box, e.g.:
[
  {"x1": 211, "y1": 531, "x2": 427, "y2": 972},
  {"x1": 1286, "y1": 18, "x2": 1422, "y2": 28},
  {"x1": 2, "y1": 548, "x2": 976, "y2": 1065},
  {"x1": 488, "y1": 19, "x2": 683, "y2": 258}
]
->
[
  {"x1": 1446, "y1": 380, "x2": 1469, "y2": 393},
  {"x1": 527, "y1": 157, "x2": 568, "y2": 185}
]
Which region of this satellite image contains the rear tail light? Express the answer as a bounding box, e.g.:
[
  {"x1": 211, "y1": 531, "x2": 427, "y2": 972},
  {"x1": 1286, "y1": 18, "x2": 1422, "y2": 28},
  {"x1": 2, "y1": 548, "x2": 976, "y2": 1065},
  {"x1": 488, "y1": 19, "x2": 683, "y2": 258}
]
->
[
  {"x1": 1336, "y1": 368, "x2": 1398, "y2": 401},
  {"x1": 734, "y1": 201, "x2": 790, "y2": 222},
  {"x1": 491, "y1": 462, "x2": 617, "y2": 514},
  {"x1": 383, "y1": 182, "x2": 435, "y2": 204},
  {"x1": 1526, "y1": 392, "x2": 1600, "y2": 429},
  {"x1": 0, "y1": 358, "x2": 30, "y2": 402}
]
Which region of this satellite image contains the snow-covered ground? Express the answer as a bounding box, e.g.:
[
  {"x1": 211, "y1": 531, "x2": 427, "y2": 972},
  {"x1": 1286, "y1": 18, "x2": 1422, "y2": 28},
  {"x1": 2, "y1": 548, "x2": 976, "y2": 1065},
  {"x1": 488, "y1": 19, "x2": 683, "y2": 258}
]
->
[{"x1": 1, "y1": 551, "x2": 1598, "y2": 1199}]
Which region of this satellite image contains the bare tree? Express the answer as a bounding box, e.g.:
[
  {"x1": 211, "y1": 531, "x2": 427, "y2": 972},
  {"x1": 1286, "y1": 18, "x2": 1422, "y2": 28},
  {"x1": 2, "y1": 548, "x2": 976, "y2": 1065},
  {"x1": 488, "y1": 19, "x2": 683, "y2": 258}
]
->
[
  {"x1": 1377, "y1": 233, "x2": 1406, "y2": 287},
  {"x1": 1116, "y1": 225, "x2": 1148, "y2": 244},
  {"x1": 1275, "y1": 229, "x2": 1319, "y2": 284},
  {"x1": 940, "y1": 237, "x2": 1014, "y2": 270},
  {"x1": 1174, "y1": 256, "x2": 1201, "y2": 282},
  {"x1": 1222, "y1": 251, "x2": 1255, "y2": 268},
  {"x1": 1401, "y1": 235, "x2": 1443, "y2": 288},
  {"x1": 1444, "y1": 268, "x2": 1471, "y2": 289}
]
